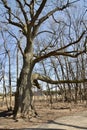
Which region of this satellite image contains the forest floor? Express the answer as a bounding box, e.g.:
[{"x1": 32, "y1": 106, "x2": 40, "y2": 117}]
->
[{"x1": 0, "y1": 97, "x2": 87, "y2": 129}]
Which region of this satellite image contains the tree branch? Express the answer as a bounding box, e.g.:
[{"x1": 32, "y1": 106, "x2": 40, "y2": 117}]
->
[
  {"x1": 29, "y1": 0, "x2": 34, "y2": 19},
  {"x1": 36, "y1": 30, "x2": 55, "y2": 36},
  {"x1": 32, "y1": 73, "x2": 87, "y2": 85},
  {"x1": 1, "y1": 0, "x2": 24, "y2": 29},
  {"x1": 34, "y1": 49, "x2": 85, "y2": 63},
  {"x1": 37, "y1": 2, "x2": 70, "y2": 26},
  {"x1": 57, "y1": 31, "x2": 86, "y2": 51},
  {"x1": 16, "y1": 0, "x2": 28, "y2": 24},
  {"x1": 30, "y1": 0, "x2": 47, "y2": 26},
  {"x1": 7, "y1": 31, "x2": 24, "y2": 57},
  {"x1": 34, "y1": 29, "x2": 86, "y2": 63},
  {"x1": 32, "y1": 1, "x2": 80, "y2": 41}
]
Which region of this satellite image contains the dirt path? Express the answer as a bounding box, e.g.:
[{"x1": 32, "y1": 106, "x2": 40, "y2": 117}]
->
[
  {"x1": 0, "y1": 101, "x2": 87, "y2": 129},
  {"x1": 0, "y1": 111, "x2": 87, "y2": 130},
  {"x1": 36, "y1": 110, "x2": 87, "y2": 130}
]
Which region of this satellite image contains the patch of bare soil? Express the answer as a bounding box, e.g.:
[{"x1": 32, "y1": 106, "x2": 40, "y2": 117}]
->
[{"x1": 0, "y1": 100, "x2": 87, "y2": 129}]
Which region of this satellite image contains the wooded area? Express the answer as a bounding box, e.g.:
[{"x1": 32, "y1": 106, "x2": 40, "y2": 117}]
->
[{"x1": 0, "y1": 0, "x2": 87, "y2": 123}]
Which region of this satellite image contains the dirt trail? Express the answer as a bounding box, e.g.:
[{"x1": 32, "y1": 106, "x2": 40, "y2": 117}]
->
[
  {"x1": 0, "y1": 101, "x2": 87, "y2": 130},
  {"x1": 36, "y1": 110, "x2": 87, "y2": 130}
]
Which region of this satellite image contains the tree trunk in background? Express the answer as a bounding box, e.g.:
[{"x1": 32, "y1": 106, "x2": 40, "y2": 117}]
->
[
  {"x1": 3, "y1": 73, "x2": 9, "y2": 109},
  {"x1": 68, "y1": 83, "x2": 71, "y2": 102},
  {"x1": 79, "y1": 84, "x2": 82, "y2": 103},
  {"x1": 75, "y1": 83, "x2": 78, "y2": 104},
  {"x1": 85, "y1": 82, "x2": 87, "y2": 106},
  {"x1": 8, "y1": 51, "x2": 12, "y2": 110}
]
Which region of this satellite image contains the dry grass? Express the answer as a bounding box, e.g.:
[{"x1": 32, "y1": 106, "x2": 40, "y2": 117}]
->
[{"x1": 0, "y1": 96, "x2": 87, "y2": 129}]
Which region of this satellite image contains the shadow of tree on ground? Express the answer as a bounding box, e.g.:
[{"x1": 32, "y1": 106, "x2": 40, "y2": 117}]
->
[
  {"x1": 0, "y1": 110, "x2": 13, "y2": 117},
  {"x1": 47, "y1": 120, "x2": 87, "y2": 130}
]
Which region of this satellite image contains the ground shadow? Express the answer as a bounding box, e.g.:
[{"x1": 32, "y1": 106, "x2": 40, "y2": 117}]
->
[
  {"x1": 0, "y1": 111, "x2": 65, "y2": 130},
  {"x1": 47, "y1": 120, "x2": 87, "y2": 130},
  {"x1": 0, "y1": 110, "x2": 13, "y2": 117}
]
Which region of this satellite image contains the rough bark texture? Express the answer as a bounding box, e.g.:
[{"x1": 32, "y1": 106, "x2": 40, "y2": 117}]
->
[{"x1": 14, "y1": 39, "x2": 35, "y2": 119}]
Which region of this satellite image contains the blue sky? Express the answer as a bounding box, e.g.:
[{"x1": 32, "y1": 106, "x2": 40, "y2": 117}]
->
[{"x1": 0, "y1": 0, "x2": 87, "y2": 93}]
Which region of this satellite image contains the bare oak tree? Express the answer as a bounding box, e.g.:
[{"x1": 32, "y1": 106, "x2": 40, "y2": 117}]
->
[{"x1": 0, "y1": 0, "x2": 87, "y2": 119}]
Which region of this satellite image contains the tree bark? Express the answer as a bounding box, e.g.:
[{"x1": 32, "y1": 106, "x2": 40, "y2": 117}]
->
[{"x1": 14, "y1": 39, "x2": 35, "y2": 119}]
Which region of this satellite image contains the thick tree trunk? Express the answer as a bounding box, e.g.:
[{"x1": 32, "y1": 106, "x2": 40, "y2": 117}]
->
[
  {"x1": 14, "y1": 60, "x2": 34, "y2": 118},
  {"x1": 13, "y1": 39, "x2": 36, "y2": 119}
]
